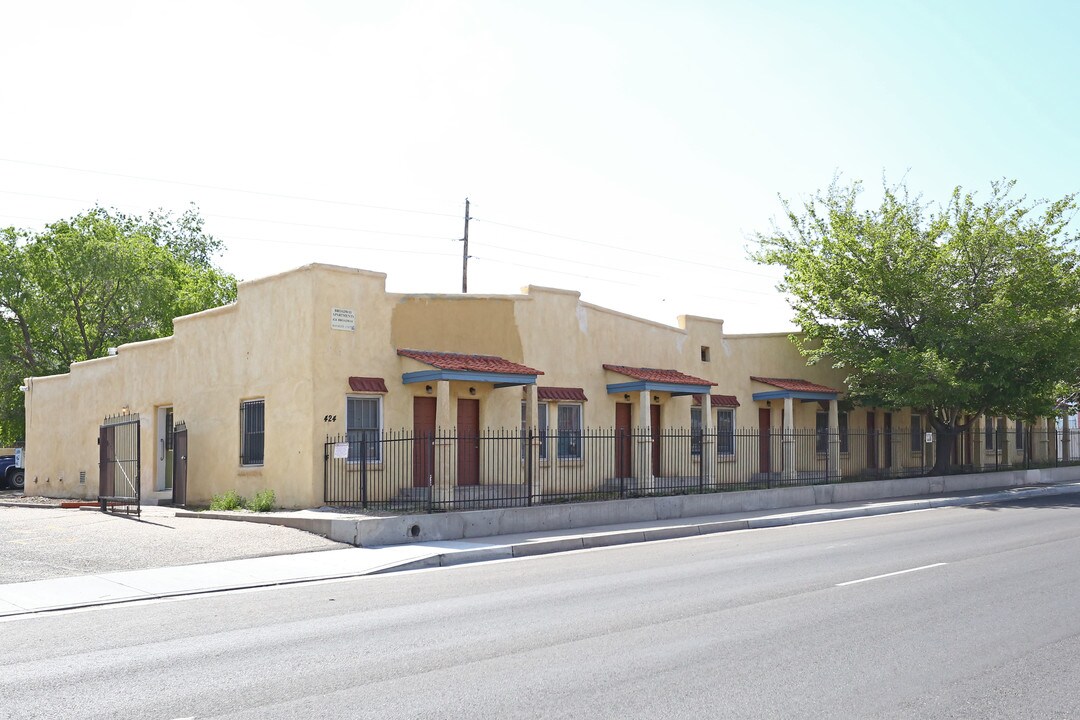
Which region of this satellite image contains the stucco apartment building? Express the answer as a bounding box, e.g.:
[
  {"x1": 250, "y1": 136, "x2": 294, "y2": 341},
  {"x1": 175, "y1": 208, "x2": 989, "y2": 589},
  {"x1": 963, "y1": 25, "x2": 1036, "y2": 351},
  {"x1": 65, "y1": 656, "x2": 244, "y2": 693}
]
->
[{"x1": 22, "y1": 263, "x2": 1039, "y2": 508}]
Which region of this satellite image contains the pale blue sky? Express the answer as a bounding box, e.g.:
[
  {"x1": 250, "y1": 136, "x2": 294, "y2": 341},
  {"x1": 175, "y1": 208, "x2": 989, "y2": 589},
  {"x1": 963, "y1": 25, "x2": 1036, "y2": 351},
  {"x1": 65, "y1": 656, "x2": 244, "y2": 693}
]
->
[{"x1": 1, "y1": 1, "x2": 1077, "y2": 331}]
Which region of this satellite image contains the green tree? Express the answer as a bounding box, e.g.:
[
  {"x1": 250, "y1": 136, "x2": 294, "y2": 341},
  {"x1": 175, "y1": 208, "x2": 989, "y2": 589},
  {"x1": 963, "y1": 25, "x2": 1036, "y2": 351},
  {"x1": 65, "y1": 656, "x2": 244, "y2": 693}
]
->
[
  {"x1": 753, "y1": 179, "x2": 1080, "y2": 474},
  {"x1": 0, "y1": 206, "x2": 236, "y2": 443}
]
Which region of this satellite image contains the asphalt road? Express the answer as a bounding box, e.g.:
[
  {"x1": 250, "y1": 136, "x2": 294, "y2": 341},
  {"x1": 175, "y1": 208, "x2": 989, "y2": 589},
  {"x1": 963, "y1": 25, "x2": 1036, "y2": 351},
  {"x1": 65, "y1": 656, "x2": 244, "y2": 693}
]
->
[{"x1": 3, "y1": 495, "x2": 1080, "y2": 719}]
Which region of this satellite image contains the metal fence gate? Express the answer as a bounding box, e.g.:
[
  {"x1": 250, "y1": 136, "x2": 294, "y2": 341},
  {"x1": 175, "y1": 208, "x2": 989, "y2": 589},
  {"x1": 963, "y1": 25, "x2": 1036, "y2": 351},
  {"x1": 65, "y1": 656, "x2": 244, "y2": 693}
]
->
[
  {"x1": 172, "y1": 421, "x2": 188, "y2": 507},
  {"x1": 98, "y1": 413, "x2": 141, "y2": 515}
]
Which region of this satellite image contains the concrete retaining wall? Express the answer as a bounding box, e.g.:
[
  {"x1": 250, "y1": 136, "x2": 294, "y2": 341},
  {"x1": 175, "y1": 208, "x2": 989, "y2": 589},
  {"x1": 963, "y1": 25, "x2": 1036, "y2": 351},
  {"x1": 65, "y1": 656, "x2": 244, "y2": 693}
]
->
[
  {"x1": 183, "y1": 465, "x2": 1080, "y2": 547},
  {"x1": 337, "y1": 465, "x2": 1080, "y2": 547}
]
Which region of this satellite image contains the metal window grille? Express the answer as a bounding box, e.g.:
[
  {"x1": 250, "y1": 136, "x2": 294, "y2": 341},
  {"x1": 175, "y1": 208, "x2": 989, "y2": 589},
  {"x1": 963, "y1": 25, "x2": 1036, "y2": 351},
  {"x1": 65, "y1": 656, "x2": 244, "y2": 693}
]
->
[
  {"x1": 556, "y1": 404, "x2": 583, "y2": 459},
  {"x1": 240, "y1": 399, "x2": 265, "y2": 465}
]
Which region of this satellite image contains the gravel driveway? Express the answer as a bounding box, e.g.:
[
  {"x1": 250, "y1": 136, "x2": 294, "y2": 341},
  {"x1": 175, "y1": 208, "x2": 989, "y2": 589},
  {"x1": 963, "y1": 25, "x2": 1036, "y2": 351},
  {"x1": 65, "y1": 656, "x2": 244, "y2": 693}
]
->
[{"x1": 0, "y1": 504, "x2": 347, "y2": 584}]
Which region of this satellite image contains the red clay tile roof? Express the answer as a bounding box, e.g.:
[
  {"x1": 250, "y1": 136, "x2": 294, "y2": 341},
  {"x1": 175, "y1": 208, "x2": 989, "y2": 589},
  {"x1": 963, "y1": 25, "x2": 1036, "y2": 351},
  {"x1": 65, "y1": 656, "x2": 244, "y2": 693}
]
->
[
  {"x1": 692, "y1": 394, "x2": 741, "y2": 408},
  {"x1": 750, "y1": 376, "x2": 840, "y2": 394},
  {"x1": 537, "y1": 386, "x2": 588, "y2": 402},
  {"x1": 348, "y1": 376, "x2": 389, "y2": 393},
  {"x1": 397, "y1": 349, "x2": 543, "y2": 375},
  {"x1": 603, "y1": 364, "x2": 717, "y2": 387}
]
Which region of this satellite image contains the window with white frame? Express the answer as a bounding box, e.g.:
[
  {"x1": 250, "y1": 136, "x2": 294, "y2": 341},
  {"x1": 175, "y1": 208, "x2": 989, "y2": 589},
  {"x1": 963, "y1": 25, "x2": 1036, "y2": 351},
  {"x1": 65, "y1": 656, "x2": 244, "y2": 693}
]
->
[
  {"x1": 347, "y1": 396, "x2": 382, "y2": 462},
  {"x1": 556, "y1": 403, "x2": 582, "y2": 459},
  {"x1": 240, "y1": 399, "x2": 265, "y2": 466},
  {"x1": 815, "y1": 410, "x2": 849, "y2": 453}
]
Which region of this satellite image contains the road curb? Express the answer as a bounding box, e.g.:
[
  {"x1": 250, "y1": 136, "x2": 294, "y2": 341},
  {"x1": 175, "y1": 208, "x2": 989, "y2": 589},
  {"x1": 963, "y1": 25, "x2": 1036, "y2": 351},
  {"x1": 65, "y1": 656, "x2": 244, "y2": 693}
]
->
[
  {"x1": 5, "y1": 483, "x2": 1079, "y2": 618},
  {"x1": 375, "y1": 482, "x2": 1080, "y2": 575}
]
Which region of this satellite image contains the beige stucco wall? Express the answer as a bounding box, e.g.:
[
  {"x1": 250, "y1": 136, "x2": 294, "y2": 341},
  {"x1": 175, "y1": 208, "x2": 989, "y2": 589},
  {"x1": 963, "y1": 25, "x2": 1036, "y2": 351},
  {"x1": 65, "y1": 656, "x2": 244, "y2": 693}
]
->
[
  {"x1": 25, "y1": 265, "x2": 324, "y2": 507},
  {"x1": 26, "y1": 261, "x2": 1038, "y2": 508}
]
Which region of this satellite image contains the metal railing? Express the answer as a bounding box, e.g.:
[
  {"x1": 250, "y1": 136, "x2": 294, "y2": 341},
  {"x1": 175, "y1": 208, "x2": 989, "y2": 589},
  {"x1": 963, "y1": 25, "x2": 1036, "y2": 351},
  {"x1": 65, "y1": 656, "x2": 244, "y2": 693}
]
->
[{"x1": 323, "y1": 426, "x2": 1080, "y2": 513}]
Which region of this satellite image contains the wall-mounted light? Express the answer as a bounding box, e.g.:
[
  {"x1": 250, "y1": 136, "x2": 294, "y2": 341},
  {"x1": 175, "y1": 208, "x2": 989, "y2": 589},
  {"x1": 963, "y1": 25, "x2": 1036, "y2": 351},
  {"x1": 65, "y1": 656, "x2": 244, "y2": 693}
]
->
[
  {"x1": 469, "y1": 387, "x2": 477, "y2": 396},
  {"x1": 121, "y1": 405, "x2": 129, "y2": 414},
  {"x1": 766, "y1": 400, "x2": 771, "y2": 407},
  {"x1": 623, "y1": 394, "x2": 630, "y2": 401},
  {"x1": 18, "y1": 385, "x2": 27, "y2": 392},
  {"x1": 653, "y1": 396, "x2": 660, "y2": 403},
  {"x1": 425, "y1": 385, "x2": 433, "y2": 394}
]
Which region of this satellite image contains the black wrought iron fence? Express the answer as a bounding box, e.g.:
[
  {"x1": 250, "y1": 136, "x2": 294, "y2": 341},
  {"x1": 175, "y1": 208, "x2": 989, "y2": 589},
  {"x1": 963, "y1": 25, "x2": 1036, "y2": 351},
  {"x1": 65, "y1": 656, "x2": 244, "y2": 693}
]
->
[
  {"x1": 324, "y1": 426, "x2": 1080, "y2": 513},
  {"x1": 98, "y1": 413, "x2": 141, "y2": 516}
]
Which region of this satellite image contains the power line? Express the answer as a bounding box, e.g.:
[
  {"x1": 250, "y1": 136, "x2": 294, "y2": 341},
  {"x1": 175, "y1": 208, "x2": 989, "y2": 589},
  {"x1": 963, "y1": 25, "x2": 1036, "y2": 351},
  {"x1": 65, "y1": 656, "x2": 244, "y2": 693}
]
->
[
  {"x1": 1, "y1": 166, "x2": 780, "y2": 290},
  {"x1": 0, "y1": 157, "x2": 463, "y2": 218},
  {"x1": 0, "y1": 188, "x2": 456, "y2": 241},
  {"x1": 471, "y1": 254, "x2": 776, "y2": 306},
  {"x1": 218, "y1": 233, "x2": 460, "y2": 256},
  {"x1": 205, "y1": 212, "x2": 453, "y2": 241},
  {"x1": 473, "y1": 216, "x2": 780, "y2": 280},
  {"x1": 474, "y1": 241, "x2": 660, "y2": 279},
  {"x1": 471, "y1": 255, "x2": 643, "y2": 288},
  {"x1": 0, "y1": 188, "x2": 82, "y2": 203}
]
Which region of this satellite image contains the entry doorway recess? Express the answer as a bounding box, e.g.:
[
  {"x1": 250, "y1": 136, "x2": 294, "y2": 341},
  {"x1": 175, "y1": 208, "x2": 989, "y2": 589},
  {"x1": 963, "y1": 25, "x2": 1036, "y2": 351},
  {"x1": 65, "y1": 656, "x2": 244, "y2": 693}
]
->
[
  {"x1": 615, "y1": 402, "x2": 632, "y2": 479},
  {"x1": 758, "y1": 408, "x2": 771, "y2": 474},
  {"x1": 413, "y1": 397, "x2": 436, "y2": 488},
  {"x1": 156, "y1": 406, "x2": 175, "y2": 492}
]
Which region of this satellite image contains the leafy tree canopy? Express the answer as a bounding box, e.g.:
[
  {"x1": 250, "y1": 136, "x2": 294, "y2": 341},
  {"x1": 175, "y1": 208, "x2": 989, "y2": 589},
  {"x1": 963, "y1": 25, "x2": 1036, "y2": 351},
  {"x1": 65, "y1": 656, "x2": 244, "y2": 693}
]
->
[
  {"x1": 0, "y1": 205, "x2": 236, "y2": 443},
  {"x1": 752, "y1": 178, "x2": 1080, "y2": 472}
]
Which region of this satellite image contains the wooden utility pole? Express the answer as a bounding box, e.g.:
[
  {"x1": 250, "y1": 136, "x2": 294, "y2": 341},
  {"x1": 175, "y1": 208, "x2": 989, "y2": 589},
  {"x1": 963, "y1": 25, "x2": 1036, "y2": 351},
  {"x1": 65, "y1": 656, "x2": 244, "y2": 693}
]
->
[{"x1": 461, "y1": 197, "x2": 471, "y2": 293}]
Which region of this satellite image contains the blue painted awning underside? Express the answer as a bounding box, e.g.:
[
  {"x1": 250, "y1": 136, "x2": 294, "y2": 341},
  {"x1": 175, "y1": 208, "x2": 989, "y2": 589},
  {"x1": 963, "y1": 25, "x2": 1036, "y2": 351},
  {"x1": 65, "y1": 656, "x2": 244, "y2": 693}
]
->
[
  {"x1": 606, "y1": 380, "x2": 713, "y2": 397},
  {"x1": 402, "y1": 369, "x2": 538, "y2": 388},
  {"x1": 751, "y1": 389, "x2": 838, "y2": 402}
]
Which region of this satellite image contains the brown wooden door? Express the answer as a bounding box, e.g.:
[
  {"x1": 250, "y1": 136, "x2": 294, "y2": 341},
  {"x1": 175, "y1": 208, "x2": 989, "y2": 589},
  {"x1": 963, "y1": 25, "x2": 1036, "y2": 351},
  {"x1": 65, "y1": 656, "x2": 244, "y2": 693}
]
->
[
  {"x1": 457, "y1": 398, "x2": 480, "y2": 486},
  {"x1": 650, "y1": 405, "x2": 662, "y2": 476},
  {"x1": 758, "y1": 408, "x2": 771, "y2": 474},
  {"x1": 172, "y1": 423, "x2": 188, "y2": 507},
  {"x1": 866, "y1": 412, "x2": 878, "y2": 469},
  {"x1": 883, "y1": 413, "x2": 892, "y2": 469},
  {"x1": 615, "y1": 402, "x2": 632, "y2": 478},
  {"x1": 413, "y1": 397, "x2": 436, "y2": 488}
]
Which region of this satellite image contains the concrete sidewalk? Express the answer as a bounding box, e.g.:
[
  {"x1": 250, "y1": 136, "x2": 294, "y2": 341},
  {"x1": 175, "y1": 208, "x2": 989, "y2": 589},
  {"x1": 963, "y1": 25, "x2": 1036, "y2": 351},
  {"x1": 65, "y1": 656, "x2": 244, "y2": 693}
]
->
[{"x1": 3, "y1": 481, "x2": 1079, "y2": 619}]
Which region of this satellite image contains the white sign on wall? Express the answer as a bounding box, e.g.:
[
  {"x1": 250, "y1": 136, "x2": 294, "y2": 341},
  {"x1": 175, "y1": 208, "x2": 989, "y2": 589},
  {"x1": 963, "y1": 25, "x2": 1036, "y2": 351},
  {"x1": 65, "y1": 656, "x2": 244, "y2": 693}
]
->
[
  {"x1": 330, "y1": 307, "x2": 356, "y2": 332},
  {"x1": 925, "y1": 432, "x2": 934, "y2": 443},
  {"x1": 333, "y1": 442, "x2": 349, "y2": 459}
]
